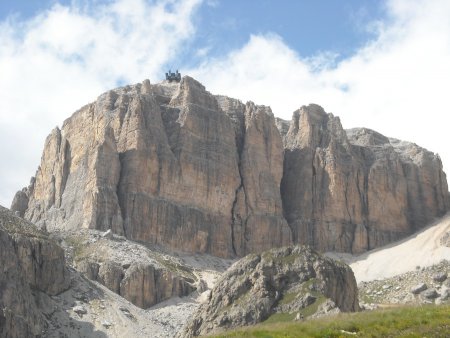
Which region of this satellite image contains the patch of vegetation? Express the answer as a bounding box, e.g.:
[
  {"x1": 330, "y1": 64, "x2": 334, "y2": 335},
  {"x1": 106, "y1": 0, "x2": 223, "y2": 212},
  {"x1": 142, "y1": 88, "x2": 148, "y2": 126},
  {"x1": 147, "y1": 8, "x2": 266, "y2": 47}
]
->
[
  {"x1": 65, "y1": 235, "x2": 89, "y2": 262},
  {"x1": 279, "y1": 254, "x2": 297, "y2": 265},
  {"x1": 298, "y1": 295, "x2": 326, "y2": 318},
  {"x1": 300, "y1": 278, "x2": 316, "y2": 292},
  {"x1": 261, "y1": 251, "x2": 274, "y2": 261},
  {"x1": 279, "y1": 292, "x2": 298, "y2": 305},
  {"x1": 263, "y1": 312, "x2": 296, "y2": 324},
  {"x1": 211, "y1": 304, "x2": 450, "y2": 338}
]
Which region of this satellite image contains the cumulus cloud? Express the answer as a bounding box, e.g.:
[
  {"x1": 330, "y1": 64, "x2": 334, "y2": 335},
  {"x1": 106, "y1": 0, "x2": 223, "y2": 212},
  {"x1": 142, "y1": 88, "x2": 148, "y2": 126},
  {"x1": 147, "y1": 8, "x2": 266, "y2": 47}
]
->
[
  {"x1": 190, "y1": 0, "x2": 450, "y2": 175},
  {"x1": 2, "y1": 0, "x2": 450, "y2": 207},
  {"x1": 0, "y1": 0, "x2": 201, "y2": 205}
]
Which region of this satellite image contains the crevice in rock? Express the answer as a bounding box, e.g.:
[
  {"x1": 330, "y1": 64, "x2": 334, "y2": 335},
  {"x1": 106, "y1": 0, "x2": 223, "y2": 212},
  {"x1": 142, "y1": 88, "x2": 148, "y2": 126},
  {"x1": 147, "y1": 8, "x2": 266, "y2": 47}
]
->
[
  {"x1": 116, "y1": 152, "x2": 128, "y2": 238},
  {"x1": 160, "y1": 105, "x2": 182, "y2": 158},
  {"x1": 230, "y1": 117, "x2": 246, "y2": 257},
  {"x1": 58, "y1": 139, "x2": 71, "y2": 206},
  {"x1": 344, "y1": 173, "x2": 352, "y2": 223},
  {"x1": 280, "y1": 149, "x2": 296, "y2": 240}
]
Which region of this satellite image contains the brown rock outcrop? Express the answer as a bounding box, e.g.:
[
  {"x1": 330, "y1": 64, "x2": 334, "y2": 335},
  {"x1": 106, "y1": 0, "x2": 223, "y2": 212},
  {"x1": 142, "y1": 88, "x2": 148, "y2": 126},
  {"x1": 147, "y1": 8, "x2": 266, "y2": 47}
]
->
[
  {"x1": 71, "y1": 231, "x2": 196, "y2": 309},
  {"x1": 119, "y1": 263, "x2": 195, "y2": 308},
  {"x1": 77, "y1": 258, "x2": 196, "y2": 309},
  {"x1": 0, "y1": 206, "x2": 70, "y2": 338},
  {"x1": 180, "y1": 245, "x2": 359, "y2": 337},
  {"x1": 12, "y1": 78, "x2": 449, "y2": 257}
]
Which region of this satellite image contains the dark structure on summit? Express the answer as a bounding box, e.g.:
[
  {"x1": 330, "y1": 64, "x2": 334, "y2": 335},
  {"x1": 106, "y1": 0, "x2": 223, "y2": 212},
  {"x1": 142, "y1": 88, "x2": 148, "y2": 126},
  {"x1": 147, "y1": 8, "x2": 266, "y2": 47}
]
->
[{"x1": 166, "y1": 70, "x2": 181, "y2": 82}]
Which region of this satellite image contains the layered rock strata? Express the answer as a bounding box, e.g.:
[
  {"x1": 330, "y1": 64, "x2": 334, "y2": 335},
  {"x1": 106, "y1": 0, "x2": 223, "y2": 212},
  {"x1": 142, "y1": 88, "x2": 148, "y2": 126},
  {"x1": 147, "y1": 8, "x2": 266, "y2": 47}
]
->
[
  {"x1": 180, "y1": 245, "x2": 359, "y2": 337},
  {"x1": 0, "y1": 206, "x2": 70, "y2": 338},
  {"x1": 280, "y1": 105, "x2": 449, "y2": 253},
  {"x1": 12, "y1": 77, "x2": 449, "y2": 256}
]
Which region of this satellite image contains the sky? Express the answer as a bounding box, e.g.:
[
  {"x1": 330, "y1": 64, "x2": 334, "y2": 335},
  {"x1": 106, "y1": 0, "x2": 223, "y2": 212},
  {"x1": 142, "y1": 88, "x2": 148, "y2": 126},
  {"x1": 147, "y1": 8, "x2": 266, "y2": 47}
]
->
[{"x1": 1, "y1": 0, "x2": 450, "y2": 206}]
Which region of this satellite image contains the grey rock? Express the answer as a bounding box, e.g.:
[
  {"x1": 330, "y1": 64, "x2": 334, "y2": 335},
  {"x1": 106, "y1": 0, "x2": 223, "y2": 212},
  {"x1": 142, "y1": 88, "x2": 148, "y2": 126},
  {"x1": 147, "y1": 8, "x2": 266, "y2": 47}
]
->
[
  {"x1": 119, "y1": 306, "x2": 129, "y2": 312},
  {"x1": 440, "y1": 232, "x2": 450, "y2": 247},
  {"x1": 102, "y1": 320, "x2": 112, "y2": 328},
  {"x1": 10, "y1": 189, "x2": 29, "y2": 217},
  {"x1": 440, "y1": 288, "x2": 450, "y2": 301},
  {"x1": 73, "y1": 305, "x2": 87, "y2": 315},
  {"x1": 411, "y1": 283, "x2": 428, "y2": 294},
  {"x1": 0, "y1": 205, "x2": 70, "y2": 338},
  {"x1": 421, "y1": 288, "x2": 439, "y2": 299},
  {"x1": 433, "y1": 272, "x2": 447, "y2": 283},
  {"x1": 102, "y1": 229, "x2": 113, "y2": 239}
]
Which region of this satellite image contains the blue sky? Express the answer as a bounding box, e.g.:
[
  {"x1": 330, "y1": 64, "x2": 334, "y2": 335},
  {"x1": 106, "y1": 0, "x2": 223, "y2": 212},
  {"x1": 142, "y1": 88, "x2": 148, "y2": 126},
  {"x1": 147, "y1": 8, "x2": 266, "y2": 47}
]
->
[
  {"x1": 1, "y1": 0, "x2": 450, "y2": 206},
  {"x1": 186, "y1": 0, "x2": 387, "y2": 66},
  {"x1": 1, "y1": 1, "x2": 385, "y2": 58}
]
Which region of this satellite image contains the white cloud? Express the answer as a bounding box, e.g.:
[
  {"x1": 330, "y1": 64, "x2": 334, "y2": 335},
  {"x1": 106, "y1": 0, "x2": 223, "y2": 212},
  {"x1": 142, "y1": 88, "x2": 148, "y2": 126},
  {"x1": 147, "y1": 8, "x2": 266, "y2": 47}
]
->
[
  {"x1": 190, "y1": 0, "x2": 450, "y2": 177},
  {"x1": 0, "y1": 0, "x2": 201, "y2": 206}
]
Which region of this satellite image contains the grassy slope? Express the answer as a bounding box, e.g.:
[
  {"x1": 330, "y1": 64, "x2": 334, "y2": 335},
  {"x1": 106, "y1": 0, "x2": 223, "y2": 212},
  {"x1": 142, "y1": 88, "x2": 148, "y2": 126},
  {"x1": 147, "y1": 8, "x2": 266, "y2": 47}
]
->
[{"x1": 211, "y1": 305, "x2": 450, "y2": 338}]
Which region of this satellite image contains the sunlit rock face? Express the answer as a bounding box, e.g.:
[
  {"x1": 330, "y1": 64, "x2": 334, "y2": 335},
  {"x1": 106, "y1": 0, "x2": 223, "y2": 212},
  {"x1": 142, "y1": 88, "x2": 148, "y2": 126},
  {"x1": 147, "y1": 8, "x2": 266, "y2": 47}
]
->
[
  {"x1": 12, "y1": 78, "x2": 449, "y2": 257},
  {"x1": 280, "y1": 105, "x2": 449, "y2": 253}
]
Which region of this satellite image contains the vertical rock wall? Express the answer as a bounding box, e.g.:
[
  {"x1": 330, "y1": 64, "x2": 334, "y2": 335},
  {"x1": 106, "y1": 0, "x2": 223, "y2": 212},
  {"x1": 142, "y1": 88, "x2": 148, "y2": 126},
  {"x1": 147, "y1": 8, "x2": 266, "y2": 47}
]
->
[
  {"x1": 280, "y1": 105, "x2": 449, "y2": 253},
  {"x1": 12, "y1": 78, "x2": 449, "y2": 257}
]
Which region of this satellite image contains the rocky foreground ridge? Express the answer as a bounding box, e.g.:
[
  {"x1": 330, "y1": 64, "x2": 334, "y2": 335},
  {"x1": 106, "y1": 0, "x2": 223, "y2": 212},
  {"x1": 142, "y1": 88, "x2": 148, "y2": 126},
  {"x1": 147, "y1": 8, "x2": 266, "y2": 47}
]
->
[
  {"x1": 12, "y1": 76, "x2": 450, "y2": 257},
  {"x1": 180, "y1": 245, "x2": 359, "y2": 337},
  {"x1": 0, "y1": 206, "x2": 69, "y2": 337}
]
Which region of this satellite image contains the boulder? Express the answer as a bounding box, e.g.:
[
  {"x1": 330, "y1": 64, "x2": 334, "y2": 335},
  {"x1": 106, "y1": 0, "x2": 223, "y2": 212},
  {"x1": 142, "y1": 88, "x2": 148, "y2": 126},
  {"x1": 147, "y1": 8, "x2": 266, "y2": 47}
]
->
[
  {"x1": 433, "y1": 272, "x2": 448, "y2": 283},
  {"x1": 421, "y1": 288, "x2": 439, "y2": 299},
  {"x1": 411, "y1": 283, "x2": 428, "y2": 294}
]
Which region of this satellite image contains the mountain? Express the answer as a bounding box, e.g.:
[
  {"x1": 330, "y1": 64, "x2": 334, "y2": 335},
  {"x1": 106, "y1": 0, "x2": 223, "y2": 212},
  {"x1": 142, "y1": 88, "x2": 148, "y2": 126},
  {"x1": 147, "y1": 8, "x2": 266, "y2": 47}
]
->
[{"x1": 11, "y1": 76, "x2": 449, "y2": 257}]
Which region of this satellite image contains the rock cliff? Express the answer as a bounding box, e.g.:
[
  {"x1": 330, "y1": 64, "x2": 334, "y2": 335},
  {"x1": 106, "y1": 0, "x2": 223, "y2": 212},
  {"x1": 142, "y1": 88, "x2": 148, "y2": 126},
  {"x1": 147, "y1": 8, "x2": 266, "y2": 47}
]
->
[
  {"x1": 0, "y1": 206, "x2": 70, "y2": 338},
  {"x1": 180, "y1": 245, "x2": 359, "y2": 337},
  {"x1": 280, "y1": 105, "x2": 449, "y2": 253},
  {"x1": 12, "y1": 77, "x2": 449, "y2": 257}
]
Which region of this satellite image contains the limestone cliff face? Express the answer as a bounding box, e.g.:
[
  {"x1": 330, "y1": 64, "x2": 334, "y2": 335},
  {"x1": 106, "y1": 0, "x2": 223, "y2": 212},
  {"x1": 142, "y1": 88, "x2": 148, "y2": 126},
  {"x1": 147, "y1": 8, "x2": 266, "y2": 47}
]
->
[
  {"x1": 280, "y1": 105, "x2": 449, "y2": 253},
  {"x1": 12, "y1": 78, "x2": 449, "y2": 257},
  {"x1": 14, "y1": 77, "x2": 290, "y2": 258}
]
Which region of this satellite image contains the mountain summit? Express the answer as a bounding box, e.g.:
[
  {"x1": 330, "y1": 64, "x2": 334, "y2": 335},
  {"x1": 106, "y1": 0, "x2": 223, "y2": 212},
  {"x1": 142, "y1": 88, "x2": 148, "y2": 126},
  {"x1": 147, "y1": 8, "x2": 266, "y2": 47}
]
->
[{"x1": 11, "y1": 76, "x2": 449, "y2": 257}]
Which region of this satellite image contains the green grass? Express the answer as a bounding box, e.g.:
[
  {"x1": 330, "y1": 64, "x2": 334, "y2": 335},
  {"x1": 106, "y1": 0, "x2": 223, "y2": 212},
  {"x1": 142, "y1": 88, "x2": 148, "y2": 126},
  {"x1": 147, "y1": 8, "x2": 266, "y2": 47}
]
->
[
  {"x1": 298, "y1": 295, "x2": 326, "y2": 318},
  {"x1": 263, "y1": 312, "x2": 296, "y2": 324},
  {"x1": 210, "y1": 305, "x2": 450, "y2": 338},
  {"x1": 279, "y1": 292, "x2": 298, "y2": 305}
]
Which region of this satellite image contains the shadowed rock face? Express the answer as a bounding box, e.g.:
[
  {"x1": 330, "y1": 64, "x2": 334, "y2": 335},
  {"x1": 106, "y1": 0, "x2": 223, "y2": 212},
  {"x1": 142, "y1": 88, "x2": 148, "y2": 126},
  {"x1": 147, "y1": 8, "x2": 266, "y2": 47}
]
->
[
  {"x1": 0, "y1": 206, "x2": 70, "y2": 338},
  {"x1": 180, "y1": 245, "x2": 359, "y2": 337},
  {"x1": 12, "y1": 78, "x2": 449, "y2": 257}
]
